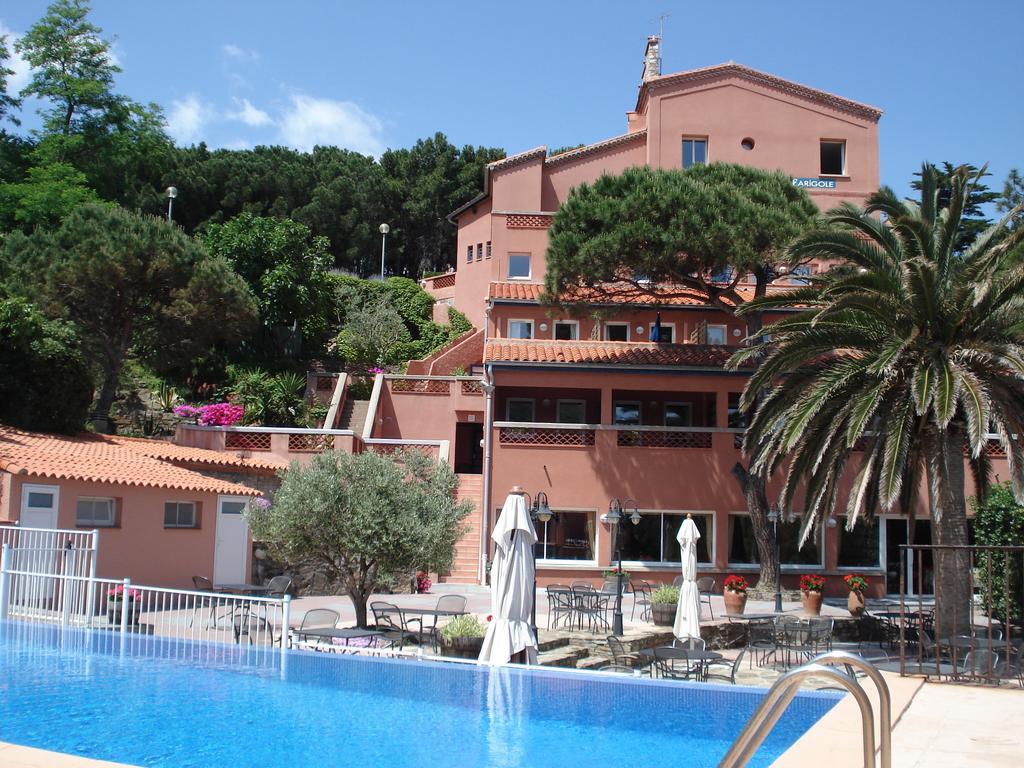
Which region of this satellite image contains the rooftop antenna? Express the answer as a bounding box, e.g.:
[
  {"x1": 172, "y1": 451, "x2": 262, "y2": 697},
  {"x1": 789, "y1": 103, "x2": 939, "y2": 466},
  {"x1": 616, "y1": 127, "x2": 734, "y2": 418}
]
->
[{"x1": 657, "y1": 12, "x2": 671, "y2": 41}]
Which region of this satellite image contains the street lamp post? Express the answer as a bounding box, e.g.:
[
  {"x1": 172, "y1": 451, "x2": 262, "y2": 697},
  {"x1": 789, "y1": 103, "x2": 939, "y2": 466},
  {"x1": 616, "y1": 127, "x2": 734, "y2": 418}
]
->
[
  {"x1": 767, "y1": 505, "x2": 784, "y2": 613},
  {"x1": 605, "y1": 497, "x2": 641, "y2": 636},
  {"x1": 378, "y1": 223, "x2": 390, "y2": 279},
  {"x1": 165, "y1": 186, "x2": 178, "y2": 222}
]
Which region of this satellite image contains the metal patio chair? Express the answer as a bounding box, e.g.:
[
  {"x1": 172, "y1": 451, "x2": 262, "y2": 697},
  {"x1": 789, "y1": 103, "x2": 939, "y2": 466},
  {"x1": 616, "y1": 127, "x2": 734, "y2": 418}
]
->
[
  {"x1": 572, "y1": 585, "x2": 610, "y2": 632},
  {"x1": 189, "y1": 575, "x2": 220, "y2": 629},
  {"x1": 606, "y1": 635, "x2": 642, "y2": 667},
  {"x1": 370, "y1": 601, "x2": 417, "y2": 650},
  {"x1": 630, "y1": 580, "x2": 653, "y2": 622},
  {"x1": 289, "y1": 608, "x2": 341, "y2": 649},
  {"x1": 546, "y1": 585, "x2": 575, "y2": 630},
  {"x1": 410, "y1": 594, "x2": 468, "y2": 651},
  {"x1": 746, "y1": 618, "x2": 777, "y2": 668},
  {"x1": 706, "y1": 650, "x2": 745, "y2": 684},
  {"x1": 696, "y1": 577, "x2": 715, "y2": 620},
  {"x1": 651, "y1": 646, "x2": 705, "y2": 681}
]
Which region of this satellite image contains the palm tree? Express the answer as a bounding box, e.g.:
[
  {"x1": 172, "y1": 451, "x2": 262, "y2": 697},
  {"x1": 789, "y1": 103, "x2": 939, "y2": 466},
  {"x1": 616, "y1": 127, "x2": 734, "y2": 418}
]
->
[{"x1": 729, "y1": 164, "x2": 1024, "y2": 638}]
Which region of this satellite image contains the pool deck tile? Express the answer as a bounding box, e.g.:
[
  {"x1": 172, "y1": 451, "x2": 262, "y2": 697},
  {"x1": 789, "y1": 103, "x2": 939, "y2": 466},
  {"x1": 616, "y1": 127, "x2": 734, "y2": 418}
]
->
[{"x1": 0, "y1": 742, "x2": 134, "y2": 767}]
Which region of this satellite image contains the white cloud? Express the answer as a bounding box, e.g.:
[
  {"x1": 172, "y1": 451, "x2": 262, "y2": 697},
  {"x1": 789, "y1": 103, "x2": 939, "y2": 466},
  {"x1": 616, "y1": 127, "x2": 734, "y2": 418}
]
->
[
  {"x1": 166, "y1": 94, "x2": 213, "y2": 144},
  {"x1": 278, "y1": 94, "x2": 384, "y2": 156},
  {"x1": 223, "y1": 138, "x2": 253, "y2": 151},
  {"x1": 221, "y1": 43, "x2": 258, "y2": 61},
  {"x1": 228, "y1": 98, "x2": 271, "y2": 127},
  {"x1": 0, "y1": 24, "x2": 31, "y2": 93}
]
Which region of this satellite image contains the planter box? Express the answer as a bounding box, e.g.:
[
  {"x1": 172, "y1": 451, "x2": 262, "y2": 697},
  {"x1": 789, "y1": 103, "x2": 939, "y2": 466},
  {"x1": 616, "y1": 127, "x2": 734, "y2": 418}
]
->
[
  {"x1": 439, "y1": 636, "x2": 484, "y2": 660},
  {"x1": 651, "y1": 603, "x2": 676, "y2": 627},
  {"x1": 107, "y1": 599, "x2": 140, "y2": 626}
]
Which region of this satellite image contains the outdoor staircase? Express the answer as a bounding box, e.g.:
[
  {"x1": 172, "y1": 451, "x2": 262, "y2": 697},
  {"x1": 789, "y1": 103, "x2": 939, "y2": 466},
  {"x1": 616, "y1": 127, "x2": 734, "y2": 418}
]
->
[
  {"x1": 336, "y1": 398, "x2": 370, "y2": 432},
  {"x1": 438, "y1": 473, "x2": 483, "y2": 583}
]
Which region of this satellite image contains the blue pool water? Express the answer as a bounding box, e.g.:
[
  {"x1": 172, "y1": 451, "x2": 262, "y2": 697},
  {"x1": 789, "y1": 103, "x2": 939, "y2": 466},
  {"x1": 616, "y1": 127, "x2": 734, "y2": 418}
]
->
[{"x1": 0, "y1": 621, "x2": 839, "y2": 767}]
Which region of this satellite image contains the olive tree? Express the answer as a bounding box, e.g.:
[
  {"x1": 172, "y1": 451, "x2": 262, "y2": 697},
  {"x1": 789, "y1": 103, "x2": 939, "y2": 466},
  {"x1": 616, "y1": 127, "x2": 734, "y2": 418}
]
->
[{"x1": 247, "y1": 449, "x2": 472, "y2": 627}]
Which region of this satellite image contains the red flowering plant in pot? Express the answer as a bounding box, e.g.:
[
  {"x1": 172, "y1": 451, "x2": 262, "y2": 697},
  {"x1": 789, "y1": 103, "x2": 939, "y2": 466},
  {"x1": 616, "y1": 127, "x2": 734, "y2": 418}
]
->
[
  {"x1": 106, "y1": 585, "x2": 142, "y2": 625},
  {"x1": 799, "y1": 574, "x2": 825, "y2": 616},
  {"x1": 723, "y1": 574, "x2": 749, "y2": 615},
  {"x1": 843, "y1": 574, "x2": 869, "y2": 617}
]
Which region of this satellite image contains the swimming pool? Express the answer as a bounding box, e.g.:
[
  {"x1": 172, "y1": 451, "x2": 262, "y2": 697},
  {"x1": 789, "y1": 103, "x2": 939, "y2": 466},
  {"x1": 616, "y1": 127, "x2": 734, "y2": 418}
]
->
[{"x1": 0, "y1": 621, "x2": 839, "y2": 767}]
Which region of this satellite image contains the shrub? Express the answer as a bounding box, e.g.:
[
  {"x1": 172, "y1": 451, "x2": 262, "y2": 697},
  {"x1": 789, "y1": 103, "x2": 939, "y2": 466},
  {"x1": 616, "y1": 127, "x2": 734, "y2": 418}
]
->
[
  {"x1": 972, "y1": 483, "x2": 1024, "y2": 621},
  {"x1": 651, "y1": 585, "x2": 680, "y2": 604},
  {"x1": 440, "y1": 614, "x2": 488, "y2": 641}
]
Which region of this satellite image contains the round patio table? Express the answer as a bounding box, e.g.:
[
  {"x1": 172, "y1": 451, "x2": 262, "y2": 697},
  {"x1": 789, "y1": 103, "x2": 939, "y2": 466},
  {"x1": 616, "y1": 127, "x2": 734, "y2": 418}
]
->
[
  {"x1": 215, "y1": 583, "x2": 271, "y2": 595},
  {"x1": 638, "y1": 648, "x2": 723, "y2": 662},
  {"x1": 292, "y1": 627, "x2": 384, "y2": 651}
]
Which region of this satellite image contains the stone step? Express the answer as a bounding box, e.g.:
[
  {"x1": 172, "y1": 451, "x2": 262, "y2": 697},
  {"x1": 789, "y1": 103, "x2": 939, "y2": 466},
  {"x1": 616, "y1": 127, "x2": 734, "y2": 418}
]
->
[{"x1": 537, "y1": 646, "x2": 590, "y2": 668}]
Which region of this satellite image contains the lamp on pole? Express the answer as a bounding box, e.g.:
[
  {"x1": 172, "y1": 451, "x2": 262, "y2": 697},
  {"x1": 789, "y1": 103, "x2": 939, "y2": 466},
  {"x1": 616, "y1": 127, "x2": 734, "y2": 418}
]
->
[
  {"x1": 511, "y1": 487, "x2": 552, "y2": 639},
  {"x1": 165, "y1": 186, "x2": 178, "y2": 222},
  {"x1": 378, "y1": 223, "x2": 390, "y2": 279},
  {"x1": 605, "y1": 497, "x2": 641, "y2": 636}
]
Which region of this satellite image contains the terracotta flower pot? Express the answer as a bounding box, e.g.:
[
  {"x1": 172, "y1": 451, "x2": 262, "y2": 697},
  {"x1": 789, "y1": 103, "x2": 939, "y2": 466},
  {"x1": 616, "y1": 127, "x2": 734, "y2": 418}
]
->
[
  {"x1": 651, "y1": 603, "x2": 676, "y2": 626},
  {"x1": 847, "y1": 590, "x2": 866, "y2": 618},
  {"x1": 440, "y1": 635, "x2": 485, "y2": 660},
  {"x1": 723, "y1": 589, "x2": 747, "y2": 616},
  {"x1": 801, "y1": 591, "x2": 823, "y2": 616}
]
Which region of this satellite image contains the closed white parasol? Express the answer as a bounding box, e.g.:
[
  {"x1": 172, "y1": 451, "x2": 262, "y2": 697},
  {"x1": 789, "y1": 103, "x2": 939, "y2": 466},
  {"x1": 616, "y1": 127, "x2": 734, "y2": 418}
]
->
[
  {"x1": 673, "y1": 514, "x2": 702, "y2": 641},
  {"x1": 478, "y1": 491, "x2": 538, "y2": 665}
]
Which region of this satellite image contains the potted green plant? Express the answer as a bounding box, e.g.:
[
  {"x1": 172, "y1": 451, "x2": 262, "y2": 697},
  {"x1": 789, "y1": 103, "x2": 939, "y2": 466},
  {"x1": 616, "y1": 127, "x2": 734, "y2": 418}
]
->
[
  {"x1": 843, "y1": 574, "x2": 869, "y2": 617},
  {"x1": 106, "y1": 585, "x2": 142, "y2": 625},
  {"x1": 650, "y1": 585, "x2": 680, "y2": 626},
  {"x1": 439, "y1": 614, "x2": 489, "y2": 659},
  {"x1": 799, "y1": 574, "x2": 825, "y2": 616},
  {"x1": 723, "y1": 574, "x2": 749, "y2": 615}
]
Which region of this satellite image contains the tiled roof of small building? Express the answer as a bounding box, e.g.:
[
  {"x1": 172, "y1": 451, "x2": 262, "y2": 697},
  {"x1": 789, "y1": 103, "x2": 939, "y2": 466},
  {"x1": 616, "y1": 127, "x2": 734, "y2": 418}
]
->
[
  {"x1": 484, "y1": 339, "x2": 748, "y2": 369},
  {"x1": 0, "y1": 428, "x2": 282, "y2": 495}
]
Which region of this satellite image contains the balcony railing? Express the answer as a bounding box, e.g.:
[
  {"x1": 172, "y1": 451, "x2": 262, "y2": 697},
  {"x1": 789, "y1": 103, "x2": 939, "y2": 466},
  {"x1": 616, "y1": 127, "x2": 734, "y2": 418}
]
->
[
  {"x1": 495, "y1": 422, "x2": 596, "y2": 447},
  {"x1": 494, "y1": 422, "x2": 745, "y2": 450},
  {"x1": 385, "y1": 375, "x2": 485, "y2": 396}
]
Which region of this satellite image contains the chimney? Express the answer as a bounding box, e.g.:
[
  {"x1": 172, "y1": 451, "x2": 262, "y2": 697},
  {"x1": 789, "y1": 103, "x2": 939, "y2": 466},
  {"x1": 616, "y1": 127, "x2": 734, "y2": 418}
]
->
[{"x1": 642, "y1": 35, "x2": 661, "y2": 83}]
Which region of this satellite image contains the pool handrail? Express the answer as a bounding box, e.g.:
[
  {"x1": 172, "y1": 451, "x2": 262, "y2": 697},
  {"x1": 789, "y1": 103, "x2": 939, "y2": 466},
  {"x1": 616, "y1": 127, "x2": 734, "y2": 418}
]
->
[{"x1": 718, "y1": 651, "x2": 891, "y2": 768}]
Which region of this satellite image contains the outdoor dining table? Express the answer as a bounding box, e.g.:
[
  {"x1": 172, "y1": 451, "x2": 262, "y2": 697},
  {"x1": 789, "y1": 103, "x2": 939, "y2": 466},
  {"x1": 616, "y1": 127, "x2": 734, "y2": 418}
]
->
[
  {"x1": 214, "y1": 583, "x2": 272, "y2": 595},
  {"x1": 213, "y1": 584, "x2": 273, "y2": 643},
  {"x1": 639, "y1": 647, "x2": 724, "y2": 682}
]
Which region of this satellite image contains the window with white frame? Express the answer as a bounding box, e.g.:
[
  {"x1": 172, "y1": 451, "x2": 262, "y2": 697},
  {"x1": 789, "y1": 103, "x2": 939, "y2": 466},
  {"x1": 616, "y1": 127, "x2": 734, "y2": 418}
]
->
[
  {"x1": 604, "y1": 323, "x2": 628, "y2": 342},
  {"x1": 553, "y1": 320, "x2": 578, "y2": 340},
  {"x1": 613, "y1": 401, "x2": 641, "y2": 425},
  {"x1": 76, "y1": 497, "x2": 115, "y2": 527},
  {"x1": 164, "y1": 501, "x2": 197, "y2": 529},
  {"x1": 838, "y1": 517, "x2": 882, "y2": 569},
  {"x1": 729, "y1": 513, "x2": 821, "y2": 567},
  {"x1": 663, "y1": 402, "x2": 693, "y2": 427},
  {"x1": 682, "y1": 138, "x2": 708, "y2": 168},
  {"x1": 556, "y1": 399, "x2": 586, "y2": 424},
  {"x1": 507, "y1": 253, "x2": 531, "y2": 279},
  {"x1": 620, "y1": 512, "x2": 714, "y2": 564},
  {"x1": 466, "y1": 245, "x2": 473, "y2": 263},
  {"x1": 533, "y1": 509, "x2": 596, "y2": 561},
  {"x1": 820, "y1": 140, "x2": 846, "y2": 175},
  {"x1": 485, "y1": 241, "x2": 492, "y2": 259},
  {"x1": 507, "y1": 319, "x2": 533, "y2": 339},
  {"x1": 505, "y1": 398, "x2": 535, "y2": 422},
  {"x1": 476, "y1": 243, "x2": 483, "y2": 261},
  {"x1": 650, "y1": 322, "x2": 675, "y2": 343},
  {"x1": 706, "y1": 324, "x2": 727, "y2": 345}
]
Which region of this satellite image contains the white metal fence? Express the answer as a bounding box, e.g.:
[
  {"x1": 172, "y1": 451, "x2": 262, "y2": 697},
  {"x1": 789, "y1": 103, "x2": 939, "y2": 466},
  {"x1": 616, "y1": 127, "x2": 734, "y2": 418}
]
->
[{"x1": 0, "y1": 543, "x2": 290, "y2": 662}]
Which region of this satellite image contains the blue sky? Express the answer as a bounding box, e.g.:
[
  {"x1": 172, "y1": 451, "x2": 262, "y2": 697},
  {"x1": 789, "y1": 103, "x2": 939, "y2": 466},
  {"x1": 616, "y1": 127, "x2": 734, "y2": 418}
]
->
[{"x1": 2, "y1": 1, "x2": 1021, "y2": 200}]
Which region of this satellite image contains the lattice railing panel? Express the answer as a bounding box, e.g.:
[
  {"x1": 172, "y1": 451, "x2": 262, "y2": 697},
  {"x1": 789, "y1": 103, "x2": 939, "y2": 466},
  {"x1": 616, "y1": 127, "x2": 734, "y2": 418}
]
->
[
  {"x1": 499, "y1": 427, "x2": 595, "y2": 447},
  {"x1": 225, "y1": 431, "x2": 272, "y2": 452},
  {"x1": 288, "y1": 433, "x2": 335, "y2": 452},
  {"x1": 460, "y1": 380, "x2": 483, "y2": 395},
  {"x1": 617, "y1": 430, "x2": 712, "y2": 449},
  {"x1": 429, "y1": 273, "x2": 456, "y2": 289},
  {"x1": 390, "y1": 378, "x2": 452, "y2": 394},
  {"x1": 367, "y1": 443, "x2": 439, "y2": 460},
  {"x1": 983, "y1": 439, "x2": 1006, "y2": 457},
  {"x1": 506, "y1": 213, "x2": 553, "y2": 229}
]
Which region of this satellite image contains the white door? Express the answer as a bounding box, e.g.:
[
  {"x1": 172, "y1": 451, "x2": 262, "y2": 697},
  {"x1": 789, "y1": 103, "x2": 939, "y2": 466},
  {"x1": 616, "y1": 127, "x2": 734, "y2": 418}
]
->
[
  {"x1": 214, "y1": 496, "x2": 250, "y2": 586},
  {"x1": 18, "y1": 484, "x2": 60, "y2": 600}
]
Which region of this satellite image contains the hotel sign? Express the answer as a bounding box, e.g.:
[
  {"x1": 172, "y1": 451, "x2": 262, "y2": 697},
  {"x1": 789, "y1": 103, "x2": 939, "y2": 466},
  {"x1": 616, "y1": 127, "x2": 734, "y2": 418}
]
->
[{"x1": 792, "y1": 177, "x2": 837, "y2": 189}]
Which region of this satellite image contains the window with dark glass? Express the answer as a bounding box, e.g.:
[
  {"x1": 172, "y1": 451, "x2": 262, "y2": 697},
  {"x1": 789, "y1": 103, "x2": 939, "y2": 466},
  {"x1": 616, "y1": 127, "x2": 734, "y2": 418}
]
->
[
  {"x1": 505, "y1": 398, "x2": 535, "y2": 422},
  {"x1": 476, "y1": 243, "x2": 483, "y2": 261},
  {"x1": 613, "y1": 402, "x2": 641, "y2": 425},
  {"x1": 507, "y1": 254, "x2": 531, "y2": 279},
  {"x1": 604, "y1": 324, "x2": 628, "y2": 342},
  {"x1": 728, "y1": 392, "x2": 748, "y2": 429},
  {"x1": 76, "y1": 498, "x2": 115, "y2": 527},
  {"x1": 534, "y1": 510, "x2": 596, "y2": 561},
  {"x1": 838, "y1": 518, "x2": 881, "y2": 568},
  {"x1": 650, "y1": 323, "x2": 674, "y2": 343},
  {"x1": 778, "y1": 516, "x2": 822, "y2": 566},
  {"x1": 164, "y1": 501, "x2": 197, "y2": 529},
  {"x1": 682, "y1": 138, "x2": 708, "y2": 168},
  {"x1": 663, "y1": 402, "x2": 693, "y2": 427},
  {"x1": 620, "y1": 512, "x2": 713, "y2": 563},
  {"x1": 556, "y1": 400, "x2": 586, "y2": 424},
  {"x1": 485, "y1": 241, "x2": 492, "y2": 259},
  {"x1": 554, "y1": 321, "x2": 578, "y2": 340},
  {"x1": 728, "y1": 515, "x2": 759, "y2": 564},
  {"x1": 466, "y1": 245, "x2": 473, "y2": 263},
  {"x1": 820, "y1": 140, "x2": 845, "y2": 175}
]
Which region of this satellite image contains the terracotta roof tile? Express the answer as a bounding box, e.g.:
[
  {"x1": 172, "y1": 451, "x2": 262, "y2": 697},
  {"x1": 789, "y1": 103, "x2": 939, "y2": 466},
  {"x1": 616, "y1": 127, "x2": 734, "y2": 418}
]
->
[
  {"x1": 109, "y1": 435, "x2": 284, "y2": 471},
  {"x1": 0, "y1": 428, "x2": 282, "y2": 495},
  {"x1": 484, "y1": 339, "x2": 746, "y2": 368},
  {"x1": 488, "y1": 281, "x2": 744, "y2": 307}
]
